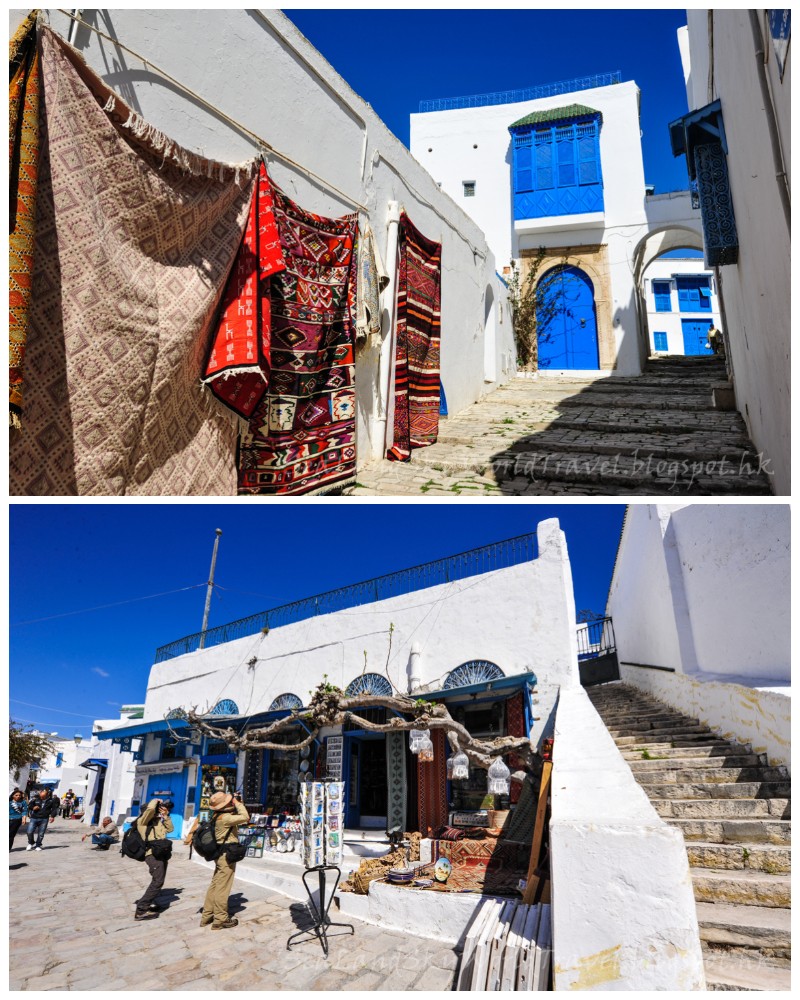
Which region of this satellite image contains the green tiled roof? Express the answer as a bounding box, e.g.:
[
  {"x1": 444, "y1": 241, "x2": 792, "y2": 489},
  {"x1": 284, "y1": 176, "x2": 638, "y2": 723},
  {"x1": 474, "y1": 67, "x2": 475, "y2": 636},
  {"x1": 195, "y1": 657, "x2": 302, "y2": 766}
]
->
[{"x1": 509, "y1": 104, "x2": 601, "y2": 129}]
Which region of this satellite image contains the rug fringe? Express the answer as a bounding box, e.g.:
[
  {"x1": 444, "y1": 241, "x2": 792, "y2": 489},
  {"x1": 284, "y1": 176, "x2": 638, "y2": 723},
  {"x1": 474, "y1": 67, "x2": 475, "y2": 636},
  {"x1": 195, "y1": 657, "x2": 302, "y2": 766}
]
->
[
  {"x1": 198, "y1": 380, "x2": 251, "y2": 437},
  {"x1": 9, "y1": 410, "x2": 22, "y2": 431}
]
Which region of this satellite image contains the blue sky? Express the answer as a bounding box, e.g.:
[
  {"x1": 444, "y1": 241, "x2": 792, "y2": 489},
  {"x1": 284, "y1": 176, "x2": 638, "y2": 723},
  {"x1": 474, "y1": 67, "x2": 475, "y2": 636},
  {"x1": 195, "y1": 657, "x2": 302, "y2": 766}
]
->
[
  {"x1": 9, "y1": 504, "x2": 625, "y2": 736},
  {"x1": 285, "y1": 8, "x2": 691, "y2": 195}
]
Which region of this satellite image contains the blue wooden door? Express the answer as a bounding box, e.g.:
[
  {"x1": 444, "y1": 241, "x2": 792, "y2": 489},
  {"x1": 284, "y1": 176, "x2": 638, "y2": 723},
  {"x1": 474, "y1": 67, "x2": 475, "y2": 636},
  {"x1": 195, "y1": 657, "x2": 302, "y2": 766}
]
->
[
  {"x1": 681, "y1": 319, "x2": 713, "y2": 355},
  {"x1": 537, "y1": 266, "x2": 599, "y2": 369},
  {"x1": 145, "y1": 772, "x2": 186, "y2": 839},
  {"x1": 344, "y1": 738, "x2": 360, "y2": 828}
]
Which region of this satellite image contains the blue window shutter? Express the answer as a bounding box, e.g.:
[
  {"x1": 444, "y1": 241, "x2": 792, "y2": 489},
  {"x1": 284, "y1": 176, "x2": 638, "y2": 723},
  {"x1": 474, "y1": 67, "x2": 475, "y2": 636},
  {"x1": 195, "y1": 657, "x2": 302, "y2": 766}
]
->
[
  {"x1": 515, "y1": 142, "x2": 532, "y2": 193},
  {"x1": 535, "y1": 134, "x2": 553, "y2": 189},
  {"x1": 556, "y1": 127, "x2": 575, "y2": 187},
  {"x1": 653, "y1": 281, "x2": 671, "y2": 312},
  {"x1": 578, "y1": 129, "x2": 599, "y2": 184},
  {"x1": 653, "y1": 331, "x2": 668, "y2": 351}
]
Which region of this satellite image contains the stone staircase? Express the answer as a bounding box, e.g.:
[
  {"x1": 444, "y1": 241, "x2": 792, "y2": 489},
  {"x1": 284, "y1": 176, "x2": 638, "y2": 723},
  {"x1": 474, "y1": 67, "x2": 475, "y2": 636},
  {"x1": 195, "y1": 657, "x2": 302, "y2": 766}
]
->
[
  {"x1": 348, "y1": 355, "x2": 774, "y2": 496},
  {"x1": 587, "y1": 682, "x2": 790, "y2": 991}
]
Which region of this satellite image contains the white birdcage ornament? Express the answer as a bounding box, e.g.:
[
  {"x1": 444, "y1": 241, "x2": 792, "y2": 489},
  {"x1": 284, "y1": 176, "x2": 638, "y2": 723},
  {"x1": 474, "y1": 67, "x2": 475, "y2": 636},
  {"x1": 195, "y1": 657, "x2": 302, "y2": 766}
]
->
[
  {"x1": 409, "y1": 728, "x2": 429, "y2": 754},
  {"x1": 451, "y1": 751, "x2": 470, "y2": 781},
  {"x1": 487, "y1": 756, "x2": 510, "y2": 794},
  {"x1": 417, "y1": 735, "x2": 434, "y2": 762},
  {"x1": 446, "y1": 755, "x2": 455, "y2": 778}
]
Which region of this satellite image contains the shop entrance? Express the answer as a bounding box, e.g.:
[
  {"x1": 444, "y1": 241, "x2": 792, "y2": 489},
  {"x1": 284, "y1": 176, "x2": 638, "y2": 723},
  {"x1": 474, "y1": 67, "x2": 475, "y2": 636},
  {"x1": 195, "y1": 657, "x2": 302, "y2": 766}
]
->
[
  {"x1": 145, "y1": 770, "x2": 186, "y2": 838},
  {"x1": 344, "y1": 734, "x2": 387, "y2": 829}
]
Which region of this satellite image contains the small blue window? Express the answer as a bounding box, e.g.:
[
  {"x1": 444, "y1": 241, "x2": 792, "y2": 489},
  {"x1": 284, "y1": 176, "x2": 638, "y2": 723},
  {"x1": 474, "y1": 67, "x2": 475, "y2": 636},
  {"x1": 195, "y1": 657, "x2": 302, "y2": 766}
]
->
[
  {"x1": 55, "y1": 753, "x2": 63, "y2": 768},
  {"x1": 653, "y1": 332, "x2": 668, "y2": 352},
  {"x1": 653, "y1": 281, "x2": 672, "y2": 312}
]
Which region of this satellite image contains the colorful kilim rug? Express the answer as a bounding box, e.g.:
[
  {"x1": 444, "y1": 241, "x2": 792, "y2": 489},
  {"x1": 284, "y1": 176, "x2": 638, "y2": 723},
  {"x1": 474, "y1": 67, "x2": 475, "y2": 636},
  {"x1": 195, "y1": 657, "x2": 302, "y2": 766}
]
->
[
  {"x1": 9, "y1": 28, "x2": 255, "y2": 495},
  {"x1": 203, "y1": 160, "x2": 286, "y2": 420},
  {"x1": 237, "y1": 184, "x2": 358, "y2": 495},
  {"x1": 506, "y1": 691, "x2": 526, "y2": 805},
  {"x1": 9, "y1": 10, "x2": 40, "y2": 428},
  {"x1": 387, "y1": 212, "x2": 442, "y2": 461},
  {"x1": 385, "y1": 732, "x2": 407, "y2": 836},
  {"x1": 417, "y1": 729, "x2": 448, "y2": 836}
]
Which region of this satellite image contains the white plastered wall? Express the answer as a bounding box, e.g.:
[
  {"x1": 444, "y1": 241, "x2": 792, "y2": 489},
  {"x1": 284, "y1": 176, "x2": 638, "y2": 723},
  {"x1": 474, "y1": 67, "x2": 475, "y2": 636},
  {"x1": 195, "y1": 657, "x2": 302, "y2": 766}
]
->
[
  {"x1": 681, "y1": 10, "x2": 790, "y2": 494},
  {"x1": 642, "y1": 257, "x2": 722, "y2": 355},
  {"x1": 141, "y1": 518, "x2": 578, "y2": 750},
  {"x1": 14, "y1": 8, "x2": 515, "y2": 464}
]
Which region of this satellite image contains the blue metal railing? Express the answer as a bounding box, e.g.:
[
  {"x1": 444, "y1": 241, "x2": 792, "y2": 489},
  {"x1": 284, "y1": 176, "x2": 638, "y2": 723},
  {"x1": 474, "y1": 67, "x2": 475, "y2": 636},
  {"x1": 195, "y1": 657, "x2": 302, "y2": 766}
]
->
[
  {"x1": 154, "y1": 532, "x2": 539, "y2": 663},
  {"x1": 419, "y1": 73, "x2": 622, "y2": 113},
  {"x1": 576, "y1": 617, "x2": 616, "y2": 661}
]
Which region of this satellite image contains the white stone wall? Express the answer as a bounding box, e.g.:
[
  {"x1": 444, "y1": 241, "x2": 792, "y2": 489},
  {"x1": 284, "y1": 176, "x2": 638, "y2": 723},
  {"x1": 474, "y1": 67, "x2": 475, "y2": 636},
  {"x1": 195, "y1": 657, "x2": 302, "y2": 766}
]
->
[
  {"x1": 551, "y1": 686, "x2": 705, "y2": 990},
  {"x1": 618, "y1": 666, "x2": 790, "y2": 770},
  {"x1": 607, "y1": 504, "x2": 790, "y2": 682},
  {"x1": 141, "y1": 519, "x2": 578, "y2": 750},
  {"x1": 642, "y1": 257, "x2": 722, "y2": 355},
  {"x1": 680, "y1": 10, "x2": 790, "y2": 494},
  {"x1": 15, "y1": 8, "x2": 515, "y2": 459}
]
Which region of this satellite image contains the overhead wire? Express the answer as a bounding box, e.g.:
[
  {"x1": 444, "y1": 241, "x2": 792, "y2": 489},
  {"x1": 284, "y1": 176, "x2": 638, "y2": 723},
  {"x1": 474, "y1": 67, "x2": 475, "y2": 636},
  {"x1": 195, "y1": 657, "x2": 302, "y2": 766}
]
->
[{"x1": 11, "y1": 584, "x2": 207, "y2": 626}]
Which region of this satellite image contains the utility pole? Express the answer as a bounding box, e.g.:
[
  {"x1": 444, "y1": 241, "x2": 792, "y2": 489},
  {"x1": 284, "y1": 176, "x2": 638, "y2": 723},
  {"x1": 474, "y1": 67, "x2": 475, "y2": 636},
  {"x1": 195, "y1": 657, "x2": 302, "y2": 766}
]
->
[{"x1": 199, "y1": 529, "x2": 222, "y2": 648}]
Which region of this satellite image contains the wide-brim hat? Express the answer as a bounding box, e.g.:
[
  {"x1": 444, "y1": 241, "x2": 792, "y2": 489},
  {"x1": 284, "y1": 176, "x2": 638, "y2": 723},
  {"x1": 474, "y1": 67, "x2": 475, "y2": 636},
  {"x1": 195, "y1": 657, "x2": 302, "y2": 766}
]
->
[{"x1": 208, "y1": 791, "x2": 233, "y2": 811}]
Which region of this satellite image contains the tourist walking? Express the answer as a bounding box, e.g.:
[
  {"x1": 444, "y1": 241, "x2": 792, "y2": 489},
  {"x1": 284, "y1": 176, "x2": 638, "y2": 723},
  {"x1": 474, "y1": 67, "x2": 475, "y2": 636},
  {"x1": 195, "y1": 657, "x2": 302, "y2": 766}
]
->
[
  {"x1": 200, "y1": 791, "x2": 249, "y2": 930},
  {"x1": 61, "y1": 789, "x2": 76, "y2": 819},
  {"x1": 133, "y1": 798, "x2": 174, "y2": 921},
  {"x1": 26, "y1": 789, "x2": 60, "y2": 851},
  {"x1": 81, "y1": 816, "x2": 120, "y2": 850},
  {"x1": 9, "y1": 790, "x2": 28, "y2": 850}
]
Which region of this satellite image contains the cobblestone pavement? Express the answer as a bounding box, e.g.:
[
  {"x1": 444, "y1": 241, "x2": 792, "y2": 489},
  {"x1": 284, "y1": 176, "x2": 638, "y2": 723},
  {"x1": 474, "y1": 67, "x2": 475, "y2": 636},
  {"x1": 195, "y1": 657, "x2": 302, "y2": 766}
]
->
[
  {"x1": 9, "y1": 823, "x2": 459, "y2": 991},
  {"x1": 347, "y1": 357, "x2": 774, "y2": 497}
]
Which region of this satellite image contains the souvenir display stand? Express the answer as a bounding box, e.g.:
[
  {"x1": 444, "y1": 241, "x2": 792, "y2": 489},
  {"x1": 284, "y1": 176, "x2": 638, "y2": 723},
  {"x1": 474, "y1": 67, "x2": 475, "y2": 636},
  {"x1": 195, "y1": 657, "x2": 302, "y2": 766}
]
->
[{"x1": 287, "y1": 781, "x2": 353, "y2": 955}]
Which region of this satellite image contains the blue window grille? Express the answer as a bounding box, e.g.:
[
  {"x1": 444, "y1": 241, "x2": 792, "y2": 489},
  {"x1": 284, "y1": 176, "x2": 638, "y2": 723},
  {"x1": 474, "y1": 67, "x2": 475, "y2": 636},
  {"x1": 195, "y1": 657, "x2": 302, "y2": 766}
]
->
[
  {"x1": 676, "y1": 276, "x2": 712, "y2": 313},
  {"x1": 510, "y1": 112, "x2": 603, "y2": 220},
  {"x1": 653, "y1": 331, "x2": 668, "y2": 352},
  {"x1": 166, "y1": 708, "x2": 188, "y2": 720},
  {"x1": 443, "y1": 660, "x2": 505, "y2": 690},
  {"x1": 669, "y1": 101, "x2": 738, "y2": 267},
  {"x1": 653, "y1": 281, "x2": 672, "y2": 312},
  {"x1": 210, "y1": 699, "x2": 239, "y2": 716},
  {"x1": 269, "y1": 693, "x2": 304, "y2": 712},
  {"x1": 345, "y1": 673, "x2": 393, "y2": 698}
]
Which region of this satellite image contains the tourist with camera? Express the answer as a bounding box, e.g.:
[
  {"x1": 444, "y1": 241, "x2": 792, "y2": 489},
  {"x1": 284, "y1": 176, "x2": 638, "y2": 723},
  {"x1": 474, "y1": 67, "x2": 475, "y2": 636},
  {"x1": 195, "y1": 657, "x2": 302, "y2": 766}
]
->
[
  {"x1": 132, "y1": 798, "x2": 174, "y2": 921},
  {"x1": 197, "y1": 791, "x2": 249, "y2": 930}
]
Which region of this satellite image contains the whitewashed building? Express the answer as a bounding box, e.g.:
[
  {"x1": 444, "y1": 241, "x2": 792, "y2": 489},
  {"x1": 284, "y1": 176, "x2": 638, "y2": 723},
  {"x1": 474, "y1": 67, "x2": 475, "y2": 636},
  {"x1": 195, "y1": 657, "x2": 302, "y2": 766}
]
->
[
  {"x1": 606, "y1": 503, "x2": 790, "y2": 766},
  {"x1": 411, "y1": 76, "x2": 703, "y2": 375},
  {"x1": 672, "y1": 10, "x2": 790, "y2": 494},
  {"x1": 642, "y1": 255, "x2": 722, "y2": 356}
]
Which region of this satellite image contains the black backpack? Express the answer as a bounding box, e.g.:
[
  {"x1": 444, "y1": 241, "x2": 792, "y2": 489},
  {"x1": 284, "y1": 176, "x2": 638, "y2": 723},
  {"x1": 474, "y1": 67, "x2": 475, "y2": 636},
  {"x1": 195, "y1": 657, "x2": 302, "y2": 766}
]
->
[
  {"x1": 120, "y1": 819, "x2": 155, "y2": 862},
  {"x1": 192, "y1": 815, "x2": 224, "y2": 862}
]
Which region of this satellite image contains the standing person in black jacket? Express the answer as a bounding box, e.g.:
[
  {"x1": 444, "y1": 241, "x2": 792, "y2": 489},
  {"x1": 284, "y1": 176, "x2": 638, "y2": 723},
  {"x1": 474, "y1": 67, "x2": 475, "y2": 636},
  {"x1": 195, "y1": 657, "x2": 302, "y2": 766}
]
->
[{"x1": 26, "y1": 789, "x2": 60, "y2": 851}]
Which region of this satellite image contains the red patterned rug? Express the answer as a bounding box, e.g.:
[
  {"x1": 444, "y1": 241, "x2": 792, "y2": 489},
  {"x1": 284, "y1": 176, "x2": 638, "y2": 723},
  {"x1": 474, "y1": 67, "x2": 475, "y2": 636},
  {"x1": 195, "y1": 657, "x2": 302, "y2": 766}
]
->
[
  {"x1": 204, "y1": 161, "x2": 286, "y2": 420},
  {"x1": 387, "y1": 212, "x2": 441, "y2": 461},
  {"x1": 417, "y1": 729, "x2": 448, "y2": 836},
  {"x1": 237, "y1": 184, "x2": 358, "y2": 495},
  {"x1": 506, "y1": 691, "x2": 526, "y2": 805}
]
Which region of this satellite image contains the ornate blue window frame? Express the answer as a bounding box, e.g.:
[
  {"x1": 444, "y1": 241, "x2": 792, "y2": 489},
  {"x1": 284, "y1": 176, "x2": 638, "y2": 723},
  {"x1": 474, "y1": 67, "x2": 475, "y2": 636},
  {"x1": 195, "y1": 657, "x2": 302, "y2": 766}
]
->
[
  {"x1": 345, "y1": 673, "x2": 393, "y2": 698},
  {"x1": 443, "y1": 660, "x2": 505, "y2": 690},
  {"x1": 210, "y1": 699, "x2": 239, "y2": 716},
  {"x1": 510, "y1": 109, "x2": 604, "y2": 220},
  {"x1": 669, "y1": 100, "x2": 739, "y2": 267},
  {"x1": 269, "y1": 693, "x2": 304, "y2": 712}
]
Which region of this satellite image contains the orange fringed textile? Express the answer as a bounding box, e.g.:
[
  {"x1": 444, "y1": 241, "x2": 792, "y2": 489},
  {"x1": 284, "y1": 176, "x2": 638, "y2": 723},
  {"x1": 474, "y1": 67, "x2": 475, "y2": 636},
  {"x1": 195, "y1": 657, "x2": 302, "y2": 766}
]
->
[{"x1": 9, "y1": 10, "x2": 40, "y2": 427}]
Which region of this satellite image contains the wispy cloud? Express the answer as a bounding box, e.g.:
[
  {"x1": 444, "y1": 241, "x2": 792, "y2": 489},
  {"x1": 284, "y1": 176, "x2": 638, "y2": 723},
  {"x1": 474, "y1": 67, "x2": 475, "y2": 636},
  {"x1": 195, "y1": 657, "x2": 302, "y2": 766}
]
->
[
  {"x1": 106, "y1": 700, "x2": 120, "y2": 706},
  {"x1": 92, "y1": 667, "x2": 110, "y2": 678}
]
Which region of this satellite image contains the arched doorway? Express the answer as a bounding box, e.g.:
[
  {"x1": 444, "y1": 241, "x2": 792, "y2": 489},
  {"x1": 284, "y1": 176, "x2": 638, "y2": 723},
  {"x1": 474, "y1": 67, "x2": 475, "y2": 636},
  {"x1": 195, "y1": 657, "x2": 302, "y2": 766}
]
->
[{"x1": 536, "y1": 265, "x2": 599, "y2": 370}]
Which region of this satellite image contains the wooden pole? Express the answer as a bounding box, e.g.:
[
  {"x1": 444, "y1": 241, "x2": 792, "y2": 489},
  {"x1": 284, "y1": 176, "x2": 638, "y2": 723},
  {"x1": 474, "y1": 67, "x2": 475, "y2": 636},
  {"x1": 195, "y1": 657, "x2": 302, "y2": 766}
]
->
[{"x1": 522, "y1": 759, "x2": 552, "y2": 905}]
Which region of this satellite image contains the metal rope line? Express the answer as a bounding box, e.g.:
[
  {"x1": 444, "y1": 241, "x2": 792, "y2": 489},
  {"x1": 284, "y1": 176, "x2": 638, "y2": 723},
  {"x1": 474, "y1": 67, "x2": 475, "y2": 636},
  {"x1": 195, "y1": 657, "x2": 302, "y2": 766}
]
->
[{"x1": 52, "y1": 9, "x2": 369, "y2": 213}]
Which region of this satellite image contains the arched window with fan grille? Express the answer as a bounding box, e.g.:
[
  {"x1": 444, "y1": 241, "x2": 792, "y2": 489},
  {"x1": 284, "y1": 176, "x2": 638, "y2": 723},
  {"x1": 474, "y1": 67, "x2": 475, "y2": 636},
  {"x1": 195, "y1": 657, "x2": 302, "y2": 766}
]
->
[
  {"x1": 269, "y1": 693, "x2": 303, "y2": 712},
  {"x1": 345, "y1": 673, "x2": 393, "y2": 698},
  {"x1": 443, "y1": 660, "x2": 505, "y2": 690},
  {"x1": 210, "y1": 699, "x2": 239, "y2": 716},
  {"x1": 165, "y1": 707, "x2": 188, "y2": 720}
]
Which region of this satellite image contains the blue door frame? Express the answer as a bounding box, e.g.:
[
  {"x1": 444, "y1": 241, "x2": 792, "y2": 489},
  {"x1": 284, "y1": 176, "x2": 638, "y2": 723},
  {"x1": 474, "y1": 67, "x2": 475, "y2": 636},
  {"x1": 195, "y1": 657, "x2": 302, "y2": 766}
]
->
[
  {"x1": 537, "y1": 266, "x2": 599, "y2": 370},
  {"x1": 343, "y1": 731, "x2": 386, "y2": 829}
]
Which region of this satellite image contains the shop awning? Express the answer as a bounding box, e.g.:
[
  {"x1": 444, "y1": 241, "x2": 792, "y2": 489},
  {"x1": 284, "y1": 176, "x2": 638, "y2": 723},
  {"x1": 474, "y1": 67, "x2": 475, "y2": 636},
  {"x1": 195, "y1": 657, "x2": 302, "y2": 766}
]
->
[
  {"x1": 80, "y1": 757, "x2": 108, "y2": 770},
  {"x1": 93, "y1": 718, "x2": 190, "y2": 740},
  {"x1": 38, "y1": 778, "x2": 60, "y2": 786},
  {"x1": 422, "y1": 670, "x2": 537, "y2": 702}
]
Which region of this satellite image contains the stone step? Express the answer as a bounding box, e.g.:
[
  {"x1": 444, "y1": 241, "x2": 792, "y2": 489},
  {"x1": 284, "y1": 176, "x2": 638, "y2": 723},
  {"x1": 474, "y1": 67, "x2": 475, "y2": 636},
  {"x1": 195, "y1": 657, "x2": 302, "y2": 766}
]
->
[
  {"x1": 556, "y1": 390, "x2": 715, "y2": 411},
  {"x1": 553, "y1": 409, "x2": 747, "y2": 436},
  {"x1": 636, "y1": 765, "x2": 787, "y2": 785},
  {"x1": 696, "y1": 901, "x2": 791, "y2": 950},
  {"x1": 704, "y1": 956, "x2": 791, "y2": 991},
  {"x1": 611, "y1": 722, "x2": 710, "y2": 738},
  {"x1": 622, "y1": 744, "x2": 752, "y2": 759},
  {"x1": 500, "y1": 429, "x2": 755, "y2": 465},
  {"x1": 616, "y1": 730, "x2": 721, "y2": 747},
  {"x1": 654, "y1": 798, "x2": 790, "y2": 820},
  {"x1": 691, "y1": 868, "x2": 791, "y2": 908},
  {"x1": 668, "y1": 818, "x2": 791, "y2": 845},
  {"x1": 641, "y1": 781, "x2": 791, "y2": 802},
  {"x1": 628, "y1": 753, "x2": 766, "y2": 771},
  {"x1": 686, "y1": 842, "x2": 791, "y2": 874}
]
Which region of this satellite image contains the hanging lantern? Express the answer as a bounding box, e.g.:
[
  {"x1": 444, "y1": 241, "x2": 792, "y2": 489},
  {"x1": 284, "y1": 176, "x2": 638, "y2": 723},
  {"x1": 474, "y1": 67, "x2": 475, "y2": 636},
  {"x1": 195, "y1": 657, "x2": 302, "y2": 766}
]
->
[
  {"x1": 488, "y1": 756, "x2": 510, "y2": 795},
  {"x1": 452, "y1": 751, "x2": 469, "y2": 781},
  {"x1": 417, "y1": 736, "x2": 434, "y2": 762},
  {"x1": 446, "y1": 755, "x2": 455, "y2": 778},
  {"x1": 409, "y1": 728, "x2": 430, "y2": 754}
]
